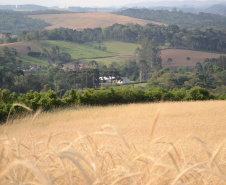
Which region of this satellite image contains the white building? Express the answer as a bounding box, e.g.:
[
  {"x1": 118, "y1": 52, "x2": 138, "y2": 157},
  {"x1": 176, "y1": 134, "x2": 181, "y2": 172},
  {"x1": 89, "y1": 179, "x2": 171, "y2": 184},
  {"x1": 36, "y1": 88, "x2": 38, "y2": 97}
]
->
[
  {"x1": 99, "y1": 76, "x2": 116, "y2": 83},
  {"x1": 117, "y1": 77, "x2": 130, "y2": 84}
]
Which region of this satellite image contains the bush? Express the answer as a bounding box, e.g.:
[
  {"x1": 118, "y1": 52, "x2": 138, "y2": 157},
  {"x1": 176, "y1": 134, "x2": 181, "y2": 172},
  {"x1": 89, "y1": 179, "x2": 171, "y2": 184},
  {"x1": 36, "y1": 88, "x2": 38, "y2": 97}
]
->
[
  {"x1": 185, "y1": 87, "x2": 213, "y2": 100},
  {"x1": 27, "y1": 51, "x2": 42, "y2": 57}
]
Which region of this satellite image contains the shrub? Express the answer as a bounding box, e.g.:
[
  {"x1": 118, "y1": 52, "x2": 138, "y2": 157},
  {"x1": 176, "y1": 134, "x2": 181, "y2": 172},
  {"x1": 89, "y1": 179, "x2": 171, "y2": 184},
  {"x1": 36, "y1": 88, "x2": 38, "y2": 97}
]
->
[{"x1": 185, "y1": 87, "x2": 212, "y2": 100}]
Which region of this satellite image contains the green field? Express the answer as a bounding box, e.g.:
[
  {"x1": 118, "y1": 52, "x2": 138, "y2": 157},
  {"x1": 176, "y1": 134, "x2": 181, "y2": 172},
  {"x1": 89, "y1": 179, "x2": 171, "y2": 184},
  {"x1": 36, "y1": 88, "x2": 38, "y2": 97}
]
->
[
  {"x1": 40, "y1": 40, "x2": 112, "y2": 59},
  {"x1": 40, "y1": 40, "x2": 140, "y2": 60},
  {"x1": 0, "y1": 40, "x2": 140, "y2": 68},
  {"x1": 82, "y1": 56, "x2": 132, "y2": 66},
  {"x1": 20, "y1": 56, "x2": 49, "y2": 67},
  {"x1": 94, "y1": 41, "x2": 140, "y2": 56}
]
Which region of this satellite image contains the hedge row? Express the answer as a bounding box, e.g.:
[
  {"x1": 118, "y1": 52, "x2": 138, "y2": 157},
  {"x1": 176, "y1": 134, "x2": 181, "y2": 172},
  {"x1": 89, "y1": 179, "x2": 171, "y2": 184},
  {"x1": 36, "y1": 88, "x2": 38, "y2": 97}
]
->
[{"x1": 0, "y1": 87, "x2": 225, "y2": 123}]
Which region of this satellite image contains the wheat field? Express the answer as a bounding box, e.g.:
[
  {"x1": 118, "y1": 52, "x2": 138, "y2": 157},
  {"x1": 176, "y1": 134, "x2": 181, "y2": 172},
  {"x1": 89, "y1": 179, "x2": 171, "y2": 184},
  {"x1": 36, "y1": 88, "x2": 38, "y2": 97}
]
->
[
  {"x1": 0, "y1": 101, "x2": 226, "y2": 184},
  {"x1": 29, "y1": 13, "x2": 164, "y2": 30}
]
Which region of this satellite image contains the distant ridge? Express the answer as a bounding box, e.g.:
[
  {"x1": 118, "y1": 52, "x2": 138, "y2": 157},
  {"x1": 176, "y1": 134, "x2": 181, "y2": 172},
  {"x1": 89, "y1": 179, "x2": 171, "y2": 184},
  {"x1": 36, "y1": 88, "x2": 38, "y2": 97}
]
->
[
  {"x1": 16, "y1": 4, "x2": 48, "y2": 10},
  {"x1": 204, "y1": 4, "x2": 226, "y2": 16},
  {"x1": 125, "y1": 0, "x2": 226, "y2": 8}
]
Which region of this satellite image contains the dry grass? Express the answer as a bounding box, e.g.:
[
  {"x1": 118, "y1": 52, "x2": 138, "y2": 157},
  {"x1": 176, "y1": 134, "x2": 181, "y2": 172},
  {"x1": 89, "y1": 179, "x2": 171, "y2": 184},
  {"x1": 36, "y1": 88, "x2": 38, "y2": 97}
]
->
[
  {"x1": 0, "y1": 101, "x2": 226, "y2": 184},
  {"x1": 161, "y1": 49, "x2": 226, "y2": 68},
  {"x1": 0, "y1": 42, "x2": 41, "y2": 55},
  {"x1": 29, "y1": 13, "x2": 165, "y2": 30}
]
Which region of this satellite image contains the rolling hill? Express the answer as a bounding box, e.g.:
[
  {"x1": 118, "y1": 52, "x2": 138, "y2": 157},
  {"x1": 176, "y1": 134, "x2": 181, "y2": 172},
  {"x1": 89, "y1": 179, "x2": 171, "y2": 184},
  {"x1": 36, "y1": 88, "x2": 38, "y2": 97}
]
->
[
  {"x1": 29, "y1": 13, "x2": 165, "y2": 30},
  {"x1": 1, "y1": 41, "x2": 225, "y2": 68}
]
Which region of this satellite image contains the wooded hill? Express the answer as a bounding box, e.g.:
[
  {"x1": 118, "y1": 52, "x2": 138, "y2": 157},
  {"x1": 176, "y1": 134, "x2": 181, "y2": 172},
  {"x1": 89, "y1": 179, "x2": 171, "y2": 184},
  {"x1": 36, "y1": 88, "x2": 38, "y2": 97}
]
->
[
  {"x1": 116, "y1": 8, "x2": 226, "y2": 28},
  {"x1": 0, "y1": 10, "x2": 51, "y2": 35}
]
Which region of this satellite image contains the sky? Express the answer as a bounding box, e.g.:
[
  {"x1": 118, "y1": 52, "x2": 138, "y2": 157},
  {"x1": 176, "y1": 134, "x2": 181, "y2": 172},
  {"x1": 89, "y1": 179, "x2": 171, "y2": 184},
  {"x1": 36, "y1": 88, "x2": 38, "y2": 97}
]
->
[{"x1": 0, "y1": 0, "x2": 225, "y2": 8}]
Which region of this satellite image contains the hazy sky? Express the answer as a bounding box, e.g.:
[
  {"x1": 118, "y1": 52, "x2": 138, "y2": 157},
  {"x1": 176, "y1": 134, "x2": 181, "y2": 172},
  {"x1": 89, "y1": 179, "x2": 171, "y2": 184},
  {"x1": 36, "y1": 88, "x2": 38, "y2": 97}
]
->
[{"x1": 0, "y1": 0, "x2": 223, "y2": 8}]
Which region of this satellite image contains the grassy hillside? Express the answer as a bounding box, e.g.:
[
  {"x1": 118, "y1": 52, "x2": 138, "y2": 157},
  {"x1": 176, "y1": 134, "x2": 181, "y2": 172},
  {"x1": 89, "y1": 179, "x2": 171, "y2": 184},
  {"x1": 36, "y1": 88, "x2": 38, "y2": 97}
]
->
[
  {"x1": 0, "y1": 42, "x2": 49, "y2": 67},
  {"x1": 1, "y1": 41, "x2": 225, "y2": 68},
  {"x1": 40, "y1": 40, "x2": 113, "y2": 59},
  {"x1": 40, "y1": 40, "x2": 140, "y2": 59},
  {"x1": 1, "y1": 101, "x2": 225, "y2": 184},
  {"x1": 29, "y1": 13, "x2": 165, "y2": 30},
  {"x1": 19, "y1": 55, "x2": 48, "y2": 67}
]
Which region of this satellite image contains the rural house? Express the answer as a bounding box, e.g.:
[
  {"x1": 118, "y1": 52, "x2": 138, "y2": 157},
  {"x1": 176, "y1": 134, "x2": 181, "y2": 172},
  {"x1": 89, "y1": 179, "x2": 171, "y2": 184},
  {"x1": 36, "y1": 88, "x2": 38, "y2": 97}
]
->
[
  {"x1": 117, "y1": 77, "x2": 130, "y2": 84},
  {"x1": 99, "y1": 76, "x2": 116, "y2": 83}
]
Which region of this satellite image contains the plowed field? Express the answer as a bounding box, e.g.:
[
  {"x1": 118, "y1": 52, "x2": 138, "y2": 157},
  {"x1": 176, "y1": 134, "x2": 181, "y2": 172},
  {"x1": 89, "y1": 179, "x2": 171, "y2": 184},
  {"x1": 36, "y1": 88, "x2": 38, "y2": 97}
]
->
[
  {"x1": 0, "y1": 42, "x2": 41, "y2": 55},
  {"x1": 161, "y1": 49, "x2": 226, "y2": 67}
]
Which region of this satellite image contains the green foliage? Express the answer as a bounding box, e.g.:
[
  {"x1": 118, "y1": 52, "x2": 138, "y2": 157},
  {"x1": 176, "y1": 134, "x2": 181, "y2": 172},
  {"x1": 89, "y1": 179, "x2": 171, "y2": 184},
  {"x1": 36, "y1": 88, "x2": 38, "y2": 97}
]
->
[
  {"x1": 185, "y1": 87, "x2": 213, "y2": 100},
  {"x1": 27, "y1": 51, "x2": 42, "y2": 57},
  {"x1": 0, "y1": 86, "x2": 223, "y2": 124},
  {"x1": 139, "y1": 39, "x2": 162, "y2": 70}
]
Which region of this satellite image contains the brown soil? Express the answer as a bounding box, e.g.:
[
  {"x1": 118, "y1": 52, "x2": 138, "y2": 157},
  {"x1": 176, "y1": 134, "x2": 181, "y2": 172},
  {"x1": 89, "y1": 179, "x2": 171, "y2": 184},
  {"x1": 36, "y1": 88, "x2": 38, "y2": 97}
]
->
[{"x1": 161, "y1": 49, "x2": 226, "y2": 68}]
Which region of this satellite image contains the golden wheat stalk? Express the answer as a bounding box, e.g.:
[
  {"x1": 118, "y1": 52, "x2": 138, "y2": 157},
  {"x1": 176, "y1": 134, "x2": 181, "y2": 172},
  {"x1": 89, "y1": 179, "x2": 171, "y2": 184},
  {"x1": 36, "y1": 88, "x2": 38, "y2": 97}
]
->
[
  {"x1": 6, "y1": 103, "x2": 33, "y2": 125},
  {"x1": 0, "y1": 158, "x2": 52, "y2": 185},
  {"x1": 110, "y1": 172, "x2": 142, "y2": 185},
  {"x1": 171, "y1": 162, "x2": 204, "y2": 185},
  {"x1": 95, "y1": 124, "x2": 131, "y2": 149}
]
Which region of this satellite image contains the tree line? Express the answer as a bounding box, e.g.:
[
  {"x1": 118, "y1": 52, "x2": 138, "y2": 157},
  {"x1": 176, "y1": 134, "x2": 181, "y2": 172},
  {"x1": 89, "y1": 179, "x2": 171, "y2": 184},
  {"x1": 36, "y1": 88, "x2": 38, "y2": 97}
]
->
[
  {"x1": 16, "y1": 23, "x2": 226, "y2": 52},
  {"x1": 2, "y1": 86, "x2": 226, "y2": 123}
]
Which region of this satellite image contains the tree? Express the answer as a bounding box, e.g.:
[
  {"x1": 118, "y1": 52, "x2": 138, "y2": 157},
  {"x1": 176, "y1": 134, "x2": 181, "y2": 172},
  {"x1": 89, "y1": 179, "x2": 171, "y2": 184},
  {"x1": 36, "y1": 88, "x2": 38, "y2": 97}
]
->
[
  {"x1": 139, "y1": 38, "x2": 162, "y2": 70},
  {"x1": 14, "y1": 69, "x2": 24, "y2": 94},
  {"x1": 2, "y1": 32, "x2": 12, "y2": 43},
  {"x1": 186, "y1": 57, "x2": 191, "y2": 61},
  {"x1": 195, "y1": 62, "x2": 203, "y2": 72},
  {"x1": 167, "y1": 58, "x2": 173, "y2": 67},
  {"x1": 26, "y1": 46, "x2": 31, "y2": 52},
  {"x1": 69, "y1": 70, "x2": 77, "y2": 90},
  {"x1": 59, "y1": 52, "x2": 71, "y2": 63},
  {"x1": 138, "y1": 60, "x2": 148, "y2": 82},
  {"x1": 88, "y1": 60, "x2": 98, "y2": 69}
]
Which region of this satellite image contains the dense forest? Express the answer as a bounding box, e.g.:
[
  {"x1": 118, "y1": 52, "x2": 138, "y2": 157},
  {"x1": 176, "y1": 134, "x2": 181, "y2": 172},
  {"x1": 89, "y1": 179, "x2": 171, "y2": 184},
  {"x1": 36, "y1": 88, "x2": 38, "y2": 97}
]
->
[
  {"x1": 0, "y1": 10, "x2": 51, "y2": 35},
  {"x1": 116, "y1": 8, "x2": 226, "y2": 28}
]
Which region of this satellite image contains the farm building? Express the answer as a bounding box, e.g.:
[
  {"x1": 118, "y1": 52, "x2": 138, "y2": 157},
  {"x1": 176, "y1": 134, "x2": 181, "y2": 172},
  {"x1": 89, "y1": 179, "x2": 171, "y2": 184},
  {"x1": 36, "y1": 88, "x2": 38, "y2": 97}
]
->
[
  {"x1": 30, "y1": 64, "x2": 41, "y2": 71},
  {"x1": 117, "y1": 77, "x2": 130, "y2": 84},
  {"x1": 99, "y1": 76, "x2": 116, "y2": 83}
]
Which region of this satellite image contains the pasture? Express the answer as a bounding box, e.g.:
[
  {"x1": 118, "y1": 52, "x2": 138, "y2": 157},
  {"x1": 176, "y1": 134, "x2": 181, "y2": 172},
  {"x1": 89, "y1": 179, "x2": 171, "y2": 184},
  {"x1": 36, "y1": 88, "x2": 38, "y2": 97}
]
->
[
  {"x1": 40, "y1": 40, "x2": 112, "y2": 59},
  {"x1": 161, "y1": 49, "x2": 226, "y2": 68},
  {"x1": 29, "y1": 13, "x2": 164, "y2": 30},
  {"x1": 0, "y1": 101, "x2": 225, "y2": 184}
]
